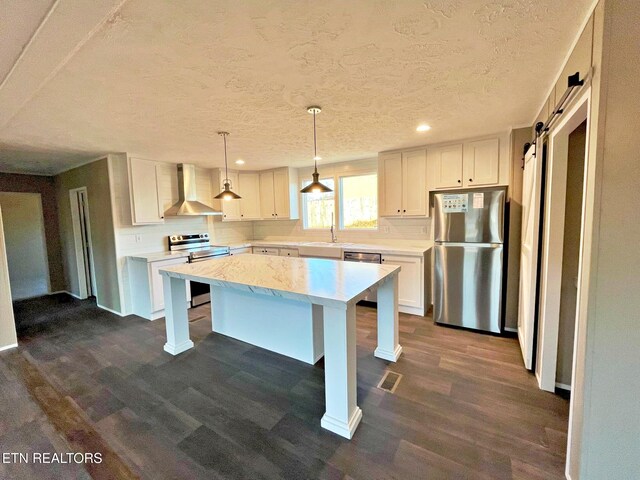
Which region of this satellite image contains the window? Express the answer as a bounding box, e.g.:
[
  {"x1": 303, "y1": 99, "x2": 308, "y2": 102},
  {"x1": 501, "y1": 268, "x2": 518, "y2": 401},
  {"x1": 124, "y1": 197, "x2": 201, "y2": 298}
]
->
[
  {"x1": 302, "y1": 178, "x2": 335, "y2": 229},
  {"x1": 340, "y1": 174, "x2": 378, "y2": 229}
]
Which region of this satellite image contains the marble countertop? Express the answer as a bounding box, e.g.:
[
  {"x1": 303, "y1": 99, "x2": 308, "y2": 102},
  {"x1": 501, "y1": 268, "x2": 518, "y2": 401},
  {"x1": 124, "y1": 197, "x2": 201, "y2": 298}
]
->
[
  {"x1": 132, "y1": 239, "x2": 432, "y2": 263},
  {"x1": 229, "y1": 239, "x2": 433, "y2": 256},
  {"x1": 159, "y1": 254, "x2": 400, "y2": 307},
  {"x1": 127, "y1": 251, "x2": 189, "y2": 262}
]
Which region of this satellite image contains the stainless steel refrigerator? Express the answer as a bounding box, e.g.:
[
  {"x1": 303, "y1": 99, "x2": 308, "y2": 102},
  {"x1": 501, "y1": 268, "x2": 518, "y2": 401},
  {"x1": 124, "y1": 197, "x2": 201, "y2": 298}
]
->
[{"x1": 433, "y1": 187, "x2": 506, "y2": 333}]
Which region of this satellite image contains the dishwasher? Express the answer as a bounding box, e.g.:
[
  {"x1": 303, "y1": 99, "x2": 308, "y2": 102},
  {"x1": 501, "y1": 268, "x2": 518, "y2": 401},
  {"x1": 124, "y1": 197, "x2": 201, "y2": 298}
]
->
[{"x1": 343, "y1": 251, "x2": 382, "y2": 303}]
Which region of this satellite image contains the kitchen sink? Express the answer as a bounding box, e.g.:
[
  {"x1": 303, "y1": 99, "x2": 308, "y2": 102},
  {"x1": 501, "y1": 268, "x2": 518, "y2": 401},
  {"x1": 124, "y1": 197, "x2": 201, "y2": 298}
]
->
[
  {"x1": 298, "y1": 242, "x2": 349, "y2": 259},
  {"x1": 301, "y1": 242, "x2": 354, "y2": 247}
]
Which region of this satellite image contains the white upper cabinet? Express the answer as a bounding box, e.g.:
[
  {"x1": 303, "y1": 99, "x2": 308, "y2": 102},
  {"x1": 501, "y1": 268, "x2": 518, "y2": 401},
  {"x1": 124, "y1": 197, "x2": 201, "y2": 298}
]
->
[
  {"x1": 273, "y1": 168, "x2": 293, "y2": 218},
  {"x1": 379, "y1": 149, "x2": 427, "y2": 217},
  {"x1": 430, "y1": 144, "x2": 464, "y2": 189},
  {"x1": 128, "y1": 157, "x2": 163, "y2": 225},
  {"x1": 429, "y1": 137, "x2": 501, "y2": 190},
  {"x1": 238, "y1": 173, "x2": 261, "y2": 220},
  {"x1": 155, "y1": 163, "x2": 179, "y2": 221},
  {"x1": 402, "y1": 149, "x2": 427, "y2": 216},
  {"x1": 464, "y1": 138, "x2": 500, "y2": 186},
  {"x1": 259, "y1": 171, "x2": 276, "y2": 218},
  {"x1": 379, "y1": 153, "x2": 403, "y2": 216},
  {"x1": 259, "y1": 168, "x2": 299, "y2": 220}
]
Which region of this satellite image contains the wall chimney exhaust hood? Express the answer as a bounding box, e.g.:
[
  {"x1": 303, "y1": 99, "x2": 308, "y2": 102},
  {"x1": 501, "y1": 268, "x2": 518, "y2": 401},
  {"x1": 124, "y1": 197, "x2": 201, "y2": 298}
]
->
[{"x1": 164, "y1": 164, "x2": 222, "y2": 216}]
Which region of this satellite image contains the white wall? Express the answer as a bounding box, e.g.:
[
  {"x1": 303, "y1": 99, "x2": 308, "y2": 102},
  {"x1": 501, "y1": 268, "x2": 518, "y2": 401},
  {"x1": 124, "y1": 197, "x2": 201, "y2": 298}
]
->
[
  {"x1": 571, "y1": 0, "x2": 640, "y2": 477},
  {"x1": 0, "y1": 205, "x2": 18, "y2": 350},
  {"x1": 56, "y1": 158, "x2": 120, "y2": 312},
  {"x1": 0, "y1": 192, "x2": 49, "y2": 300},
  {"x1": 504, "y1": 127, "x2": 530, "y2": 331}
]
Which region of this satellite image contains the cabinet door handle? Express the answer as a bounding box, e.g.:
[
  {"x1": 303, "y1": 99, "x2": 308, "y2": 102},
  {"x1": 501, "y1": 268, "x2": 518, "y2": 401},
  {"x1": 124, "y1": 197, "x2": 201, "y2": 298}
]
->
[
  {"x1": 403, "y1": 209, "x2": 406, "y2": 213},
  {"x1": 457, "y1": 179, "x2": 461, "y2": 183},
  {"x1": 469, "y1": 178, "x2": 473, "y2": 182},
  {"x1": 397, "y1": 209, "x2": 400, "y2": 213}
]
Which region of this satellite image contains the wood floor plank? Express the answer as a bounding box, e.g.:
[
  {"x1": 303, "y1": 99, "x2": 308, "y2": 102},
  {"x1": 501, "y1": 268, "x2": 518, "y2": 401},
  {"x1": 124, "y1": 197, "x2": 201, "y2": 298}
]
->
[{"x1": 2, "y1": 294, "x2": 570, "y2": 479}]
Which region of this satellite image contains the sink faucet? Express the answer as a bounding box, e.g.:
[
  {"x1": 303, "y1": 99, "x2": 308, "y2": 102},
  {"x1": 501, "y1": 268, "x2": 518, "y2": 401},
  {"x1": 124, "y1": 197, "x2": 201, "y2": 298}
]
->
[{"x1": 330, "y1": 212, "x2": 338, "y2": 243}]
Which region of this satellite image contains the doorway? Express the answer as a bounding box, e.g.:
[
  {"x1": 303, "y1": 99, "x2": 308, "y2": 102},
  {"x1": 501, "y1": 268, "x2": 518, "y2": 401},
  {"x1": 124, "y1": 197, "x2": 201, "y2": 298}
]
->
[
  {"x1": 555, "y1": 121, "x2": 587, "y2": 390},
  {"x1": 0, "y1": 192, "x2": 50, "y2": 300},
  {"x1": 69, "y1": 188, "x2": 96, "y2": 299},
  {"x1": 536, "y1": 90, "x2": 590, "y2": 393}
]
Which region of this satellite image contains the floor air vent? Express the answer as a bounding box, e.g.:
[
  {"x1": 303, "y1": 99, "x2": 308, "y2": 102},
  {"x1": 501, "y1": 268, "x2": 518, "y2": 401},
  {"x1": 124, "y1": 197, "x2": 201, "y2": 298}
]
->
[{"x1": 377, "y1": 371, "x2": 403, "y2": 393}]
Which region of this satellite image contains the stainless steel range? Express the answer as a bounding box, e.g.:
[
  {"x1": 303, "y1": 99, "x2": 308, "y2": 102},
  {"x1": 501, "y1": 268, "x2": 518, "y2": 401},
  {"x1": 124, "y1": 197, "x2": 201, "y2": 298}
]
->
[{"x1": 168, "y1": 233, "x2": 230, "y2": 306}]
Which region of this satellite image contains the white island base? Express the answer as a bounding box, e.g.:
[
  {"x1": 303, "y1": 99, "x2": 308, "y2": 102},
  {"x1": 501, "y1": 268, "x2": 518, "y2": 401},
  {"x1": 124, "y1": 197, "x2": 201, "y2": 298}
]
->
[
  {"x1": 160, "y1": 254, "x2": 402, "y2": 439},
  {"x1": 211, "y1": 286, "x2": 324, "y2": 364}
]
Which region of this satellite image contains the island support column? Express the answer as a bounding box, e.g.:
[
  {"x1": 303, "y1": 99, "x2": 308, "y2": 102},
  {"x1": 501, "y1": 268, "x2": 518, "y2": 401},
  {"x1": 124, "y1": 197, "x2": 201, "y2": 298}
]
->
[
  {"x1": 321, "y1": 302, "x2": 362, "y2": 439},
  {"x1": 375, "y1": 273, "x2": 403, "y2": 361},
  {"x1": 162, "y1": 275, "x2": 194, "y2": 355}
]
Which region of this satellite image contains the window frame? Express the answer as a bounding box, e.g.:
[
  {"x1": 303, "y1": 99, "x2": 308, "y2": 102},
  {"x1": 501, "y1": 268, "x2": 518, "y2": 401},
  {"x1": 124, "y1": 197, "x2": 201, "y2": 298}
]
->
[{"x1": 338, "y1": 172, "x2": 379, "y2": 231}]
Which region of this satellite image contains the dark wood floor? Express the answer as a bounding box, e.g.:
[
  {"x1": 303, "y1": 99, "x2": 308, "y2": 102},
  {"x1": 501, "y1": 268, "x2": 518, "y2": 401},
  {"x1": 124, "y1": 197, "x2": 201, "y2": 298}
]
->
[{"x1": 1, "y1": 294, "x2": 569, "y2": 479}]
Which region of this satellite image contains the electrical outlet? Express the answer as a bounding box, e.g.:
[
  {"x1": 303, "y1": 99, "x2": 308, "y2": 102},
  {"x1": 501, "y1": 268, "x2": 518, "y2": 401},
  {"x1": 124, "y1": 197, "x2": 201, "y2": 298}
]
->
[
  {"x1": 383, "y1": 226, "x2": 390, "y2": 234},
  {"x1": 135, "y1": 234, "x2": 142, "y2": 243},
  {"x1": 421, "y1": 227, "x2": 426, "y2": 234}
]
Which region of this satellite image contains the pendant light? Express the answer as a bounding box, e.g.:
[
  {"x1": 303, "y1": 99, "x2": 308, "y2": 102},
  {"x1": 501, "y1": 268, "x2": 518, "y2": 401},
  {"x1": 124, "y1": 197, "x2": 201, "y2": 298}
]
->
[
  {"x1": 300, "y1": 106, "x2": 333, "y2": 194},
  {"x1": 214, "y1": 131, "x2": 241, "y2": 201}
]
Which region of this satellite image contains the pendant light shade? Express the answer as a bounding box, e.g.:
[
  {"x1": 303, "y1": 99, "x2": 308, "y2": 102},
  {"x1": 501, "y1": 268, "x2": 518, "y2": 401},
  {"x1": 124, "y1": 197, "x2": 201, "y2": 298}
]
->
[
  {"x1": 300, "y1": 106, "x2": 333, "y2": 194},
  {"x1": 214, "y1": 131, "x2": 242, "y2": 201},
  {"x1": 300, "y1": 171, "x2": 333, "y2": 194}
]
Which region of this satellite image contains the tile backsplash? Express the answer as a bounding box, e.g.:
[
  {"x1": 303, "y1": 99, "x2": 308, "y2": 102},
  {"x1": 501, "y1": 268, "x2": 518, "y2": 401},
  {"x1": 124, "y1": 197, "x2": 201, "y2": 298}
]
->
[{"x1": 252, "y1": 216, "x2": 432, "y2": 243}]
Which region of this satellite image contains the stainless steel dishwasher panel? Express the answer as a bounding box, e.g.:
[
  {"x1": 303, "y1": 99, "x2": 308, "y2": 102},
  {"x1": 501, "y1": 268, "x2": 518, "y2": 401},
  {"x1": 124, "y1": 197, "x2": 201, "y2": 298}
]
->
[{"x1": 343, "y1": 251, "x2": 382, "y2": 302}]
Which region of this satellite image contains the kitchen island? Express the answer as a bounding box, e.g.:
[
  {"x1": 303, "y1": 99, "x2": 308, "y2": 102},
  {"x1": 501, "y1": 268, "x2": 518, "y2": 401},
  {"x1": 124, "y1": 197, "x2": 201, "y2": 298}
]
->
[{"x1": 159, "y1": 253, "x2": 402, "y2": 439}]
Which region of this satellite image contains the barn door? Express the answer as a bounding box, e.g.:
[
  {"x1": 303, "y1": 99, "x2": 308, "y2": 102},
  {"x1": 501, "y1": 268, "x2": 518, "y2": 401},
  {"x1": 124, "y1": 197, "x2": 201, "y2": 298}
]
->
[{"x1": 518, "y1": 144, "x2": 543, "y2": 369}]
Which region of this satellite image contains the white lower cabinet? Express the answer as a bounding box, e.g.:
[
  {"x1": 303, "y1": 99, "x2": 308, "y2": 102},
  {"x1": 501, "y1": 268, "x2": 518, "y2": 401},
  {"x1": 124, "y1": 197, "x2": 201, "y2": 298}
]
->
[
  {"x1": 381, "y1": 254, "x2": 425, "y2": 315},
  {"x1": 128, "y1": 256, "x2": 191, "y2": 320},
  {"x1": 230, "y1": 247, "x2": 252, "y2": 255},
  {"x1": 253, "y1": 247, "x2": 280, "y2": 255},
  {"x1": 279, "y1": 248, "x2": 299, "y2": 257}
]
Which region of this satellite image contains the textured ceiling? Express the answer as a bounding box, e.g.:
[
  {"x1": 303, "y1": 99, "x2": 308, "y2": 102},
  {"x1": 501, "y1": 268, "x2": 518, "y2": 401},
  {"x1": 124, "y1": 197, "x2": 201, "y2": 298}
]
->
[
  {"x1": 0, "y1": 0, "x2": 594, "y2": 175},
  {"x1": 0, "y1": 0, "x2": 54, "y2": 84}
]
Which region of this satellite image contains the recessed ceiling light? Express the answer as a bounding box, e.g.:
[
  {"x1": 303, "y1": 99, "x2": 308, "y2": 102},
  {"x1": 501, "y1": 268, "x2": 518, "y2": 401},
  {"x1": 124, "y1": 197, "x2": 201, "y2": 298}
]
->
[
  {"x1": 235, "y1": 159, "x2": 245, "y2": 165},
  {"x1": 416, "y1": 124, "x2": 431, "y2": 132}
]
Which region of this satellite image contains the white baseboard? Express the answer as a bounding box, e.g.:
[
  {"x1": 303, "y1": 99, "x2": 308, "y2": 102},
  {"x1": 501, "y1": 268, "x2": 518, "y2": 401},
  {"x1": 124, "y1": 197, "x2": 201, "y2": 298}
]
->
[
  {"x1": 0, "y1": 343, "x2": 18, "y2": 352},
  {"x1": 398, "y1": 305, "x2": 425, "y2": 316},
  {"x1": 96, "y1": 303, "x2": 126, "y2": 317},
  {"x1": 555, "y1": 382, "x2": 572, "y2": 391},
  {"x1": 504, "y1": 326, "x2": 518, "y2": 333}
]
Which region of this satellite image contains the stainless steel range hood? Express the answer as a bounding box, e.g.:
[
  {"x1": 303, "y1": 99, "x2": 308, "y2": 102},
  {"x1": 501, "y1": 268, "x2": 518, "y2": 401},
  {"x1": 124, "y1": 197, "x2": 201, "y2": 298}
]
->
[{"x1": 164, "y1": 164, "x2": 222, "y2": 216}]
